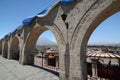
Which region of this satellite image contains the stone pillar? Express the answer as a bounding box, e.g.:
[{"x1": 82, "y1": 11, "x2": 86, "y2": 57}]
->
[
  {"x1": 19, "y1": 39, "x2": 24, "y2": 65},
  {"x1": 2, "y1": 41, "x2": 8, "y2": 58},
  {"x1": 19, "y1": 38, "x2": 34, "y2": 65},
  {"x1": 20, "y1": 49, "x2": 34, "y2": 65},
  {"x1": 91, "y1": 59, "x2": 98, "y2": 80},
  {"x1": 7, "y1": 40, "x2": 11, "y2": 59},
  {"x1": 1, "y1": 41, "x2": 5, "y2": 57},
  {"x1": 56, "y1": 56, "x2": 59, "y2": 69},
  {"x1": 59, "y1": 50, "x2": 87, "y2": 80}
]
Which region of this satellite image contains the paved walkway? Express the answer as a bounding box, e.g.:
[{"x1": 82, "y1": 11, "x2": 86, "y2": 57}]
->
[{"x1": 0, "y1": 56, "x2": 60, "y2": 80}]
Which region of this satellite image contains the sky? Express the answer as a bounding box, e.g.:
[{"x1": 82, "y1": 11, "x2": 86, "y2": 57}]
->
[
  {"x1": 88, "y1": 12, "x2": 120, "y2": 45},
  {"x1": 0, "y1": 0, "x2": 58, "y2": 38},
  {"x1": 0, "y1": 0, "x2": 120, "y2": 45}
]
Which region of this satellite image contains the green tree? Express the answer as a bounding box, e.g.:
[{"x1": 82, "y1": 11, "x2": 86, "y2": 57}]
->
[{"x1": 34, "y1": 49, "x2": 39, "y2": 55}]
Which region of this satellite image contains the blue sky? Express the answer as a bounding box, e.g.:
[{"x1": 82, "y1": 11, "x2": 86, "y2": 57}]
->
[
  {"x1": 0, "y1": 0, "x2": 58, "y2": 38},
  {"x1": 88, "y1": 12, "x2": 120, "y2": 45},
  {"x1": 0, "y1": 0, "x2": 120, "y2": 45}
]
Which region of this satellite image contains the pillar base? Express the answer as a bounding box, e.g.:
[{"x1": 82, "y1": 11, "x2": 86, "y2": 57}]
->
[
  {"x1": 59, "y1": 72, "x2": 87, "y2": 80},
  {"x1": 19, "y1": 57, "x2": 34, "y2": 65},
  {"x1": 2, "y1": 54, "x2": 7, "y2": 58},
  {"x1": 19, "y1": 53, "x2": 34, "y2": 65}
]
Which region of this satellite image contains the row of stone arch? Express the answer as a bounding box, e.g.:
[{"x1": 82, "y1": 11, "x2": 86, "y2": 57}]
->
[
  {"x1": 0, "y1": 26, "x2": 51, "y2": 64},
  {"x1": 0, "y1": 0, "x2": 120, "y2": 80},
  {"x1": 0, "y1": 35, "x2": 19, "y2": 59}
]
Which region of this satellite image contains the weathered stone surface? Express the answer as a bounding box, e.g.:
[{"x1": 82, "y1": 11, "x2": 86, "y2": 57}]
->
[
  {"x1": 0, "y1": 56, "x2": 59, "y2": 80},
  {"x1": 0, "y1": 0, "x2": 120, "y2": 80}
]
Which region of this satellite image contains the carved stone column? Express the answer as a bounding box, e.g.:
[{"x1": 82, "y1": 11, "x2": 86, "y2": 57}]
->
[{"x1": 91, "y1": 59, "x2": 98, "y2": 80}]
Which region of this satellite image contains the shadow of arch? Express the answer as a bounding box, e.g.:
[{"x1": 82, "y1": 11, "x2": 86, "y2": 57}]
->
[
  {"x1": 3, "y1": 40, "x2": 8, "y2": 58},
  {"x1": 10, "y1": 36, "x2": 20, "y2": 60}
]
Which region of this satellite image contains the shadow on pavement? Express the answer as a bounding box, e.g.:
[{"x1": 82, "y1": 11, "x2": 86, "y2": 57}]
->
[{"x1": 31, "y1": 65, "x2": 59, "y2": 76}]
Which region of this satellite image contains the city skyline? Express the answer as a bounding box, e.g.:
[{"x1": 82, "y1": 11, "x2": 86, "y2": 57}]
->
[{"x1": 0, "y1": 0, "x2": 120, "y2": 45}]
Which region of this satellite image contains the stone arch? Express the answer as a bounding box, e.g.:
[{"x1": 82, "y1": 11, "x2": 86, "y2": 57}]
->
[
  {"x1": 9, "y1": 36, "x2": 20, "y2": 60},
  {"x1": 22, "y1": 24, "x2": 63, "y2": 65},
  {"x1": 0, "y1": 43, "x2": 2, "y2": 55},
  {"x1": 3, "y1": 40, "x2": 8, "y2": 58},
  {"x1": 72, "y1": 0, "x2": 120, "y2": 79},
  {"x1": 23, "y1": 26, "x2": 48, "y2": 65}
]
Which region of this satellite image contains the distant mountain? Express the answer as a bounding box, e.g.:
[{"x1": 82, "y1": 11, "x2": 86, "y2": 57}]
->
[{"x1": 36, "y1": 37, "x2": 57, "y2": 46}]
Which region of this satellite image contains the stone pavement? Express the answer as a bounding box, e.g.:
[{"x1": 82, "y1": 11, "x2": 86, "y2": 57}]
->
[{"x1": 0, "y1": 56, "x2": 60, "y2": 80}]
